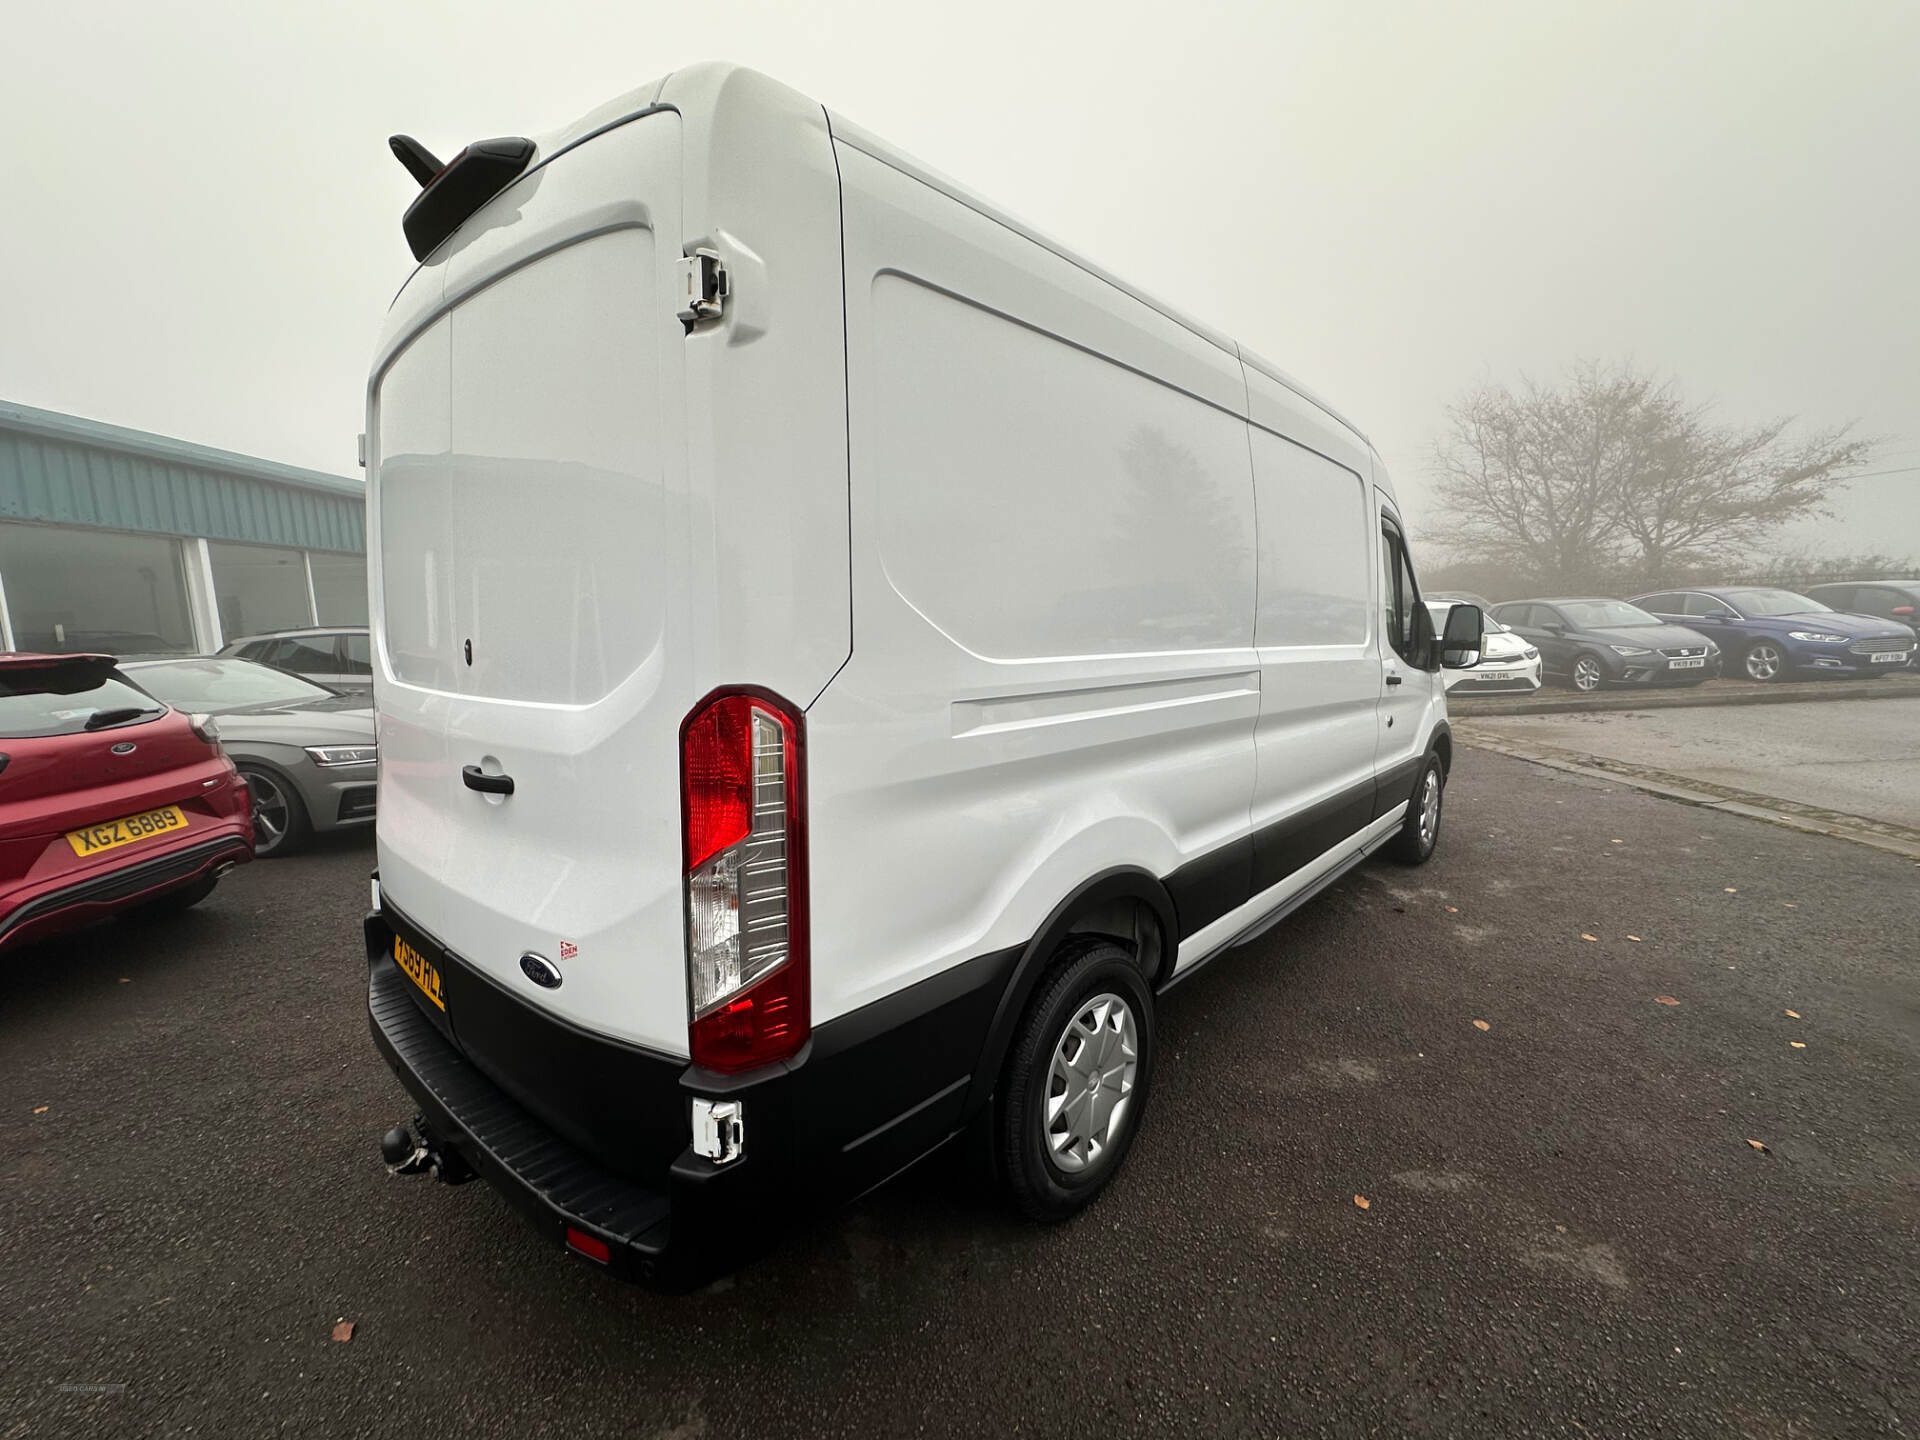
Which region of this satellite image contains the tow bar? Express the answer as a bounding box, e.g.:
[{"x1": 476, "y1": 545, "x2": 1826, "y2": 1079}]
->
[{"x1": 381, "y1": 1116, "x2": 475, "y2": 1185}]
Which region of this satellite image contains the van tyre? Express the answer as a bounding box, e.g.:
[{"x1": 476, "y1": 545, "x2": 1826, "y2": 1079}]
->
[
  {"x1": 997, "y1": 940, "x2": 1155, "y2": 1221},
  {"x1": 239, "y1": 765, "x2": 311, "y2": 858},
  {"x1": 1385, "y1": 752, "x2": 1445, "y2": 865}
]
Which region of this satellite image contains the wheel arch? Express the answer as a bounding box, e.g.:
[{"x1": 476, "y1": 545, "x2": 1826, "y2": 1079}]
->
[{"x1": 961, "y1": 867, "x2": 1176, "y2": 1122}]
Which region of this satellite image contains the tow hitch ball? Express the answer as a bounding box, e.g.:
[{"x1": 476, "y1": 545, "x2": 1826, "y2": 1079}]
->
[{"x1": 381, "y1": 1118, "x2": 474, "y2": 1185}]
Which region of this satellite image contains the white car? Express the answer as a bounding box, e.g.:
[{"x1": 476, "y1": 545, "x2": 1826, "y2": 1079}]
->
[
  {"x1": 1425, "y1": 596, "x2": 1541, "y2": 694},
  {"x1": 361, "y1": 63, "x2": 1486, "y2": 1286}
]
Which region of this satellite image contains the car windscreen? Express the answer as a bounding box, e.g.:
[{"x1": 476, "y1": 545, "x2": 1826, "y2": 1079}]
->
[
  {"x1": 1725, "y1": 588, "x2": 1829, "y2": 616},
  {"x1": 1558, "y1": 600, "x2": 1662, "y2": 628},
  {"x1": 128, "y1": 659, "x2": 335, "y2": 713},
  {"x1": 0, "y1": 660, "x2": 166, "y2": 739},
  {"x1": 1425, "y1": 599, "x2": 1509, "y2": 632}
]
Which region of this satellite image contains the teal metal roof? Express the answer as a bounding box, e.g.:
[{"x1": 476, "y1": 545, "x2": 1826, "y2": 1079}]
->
[{"x1": 0, "y1": 399, "x2": 365, "y2": 554}]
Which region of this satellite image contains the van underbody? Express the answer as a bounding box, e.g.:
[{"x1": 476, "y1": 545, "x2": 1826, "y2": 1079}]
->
[{"x1": 364, "y1": 63, "x2": 1455, "y2": 1286}]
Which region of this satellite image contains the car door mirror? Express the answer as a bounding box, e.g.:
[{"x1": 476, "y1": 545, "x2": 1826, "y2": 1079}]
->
[
  {"x1": 1439, "y1": 603, "x2": 1484, "y2": 669},
  {"x1": 1540, "y1": 621, "x2": 1565, "y2": 636}
]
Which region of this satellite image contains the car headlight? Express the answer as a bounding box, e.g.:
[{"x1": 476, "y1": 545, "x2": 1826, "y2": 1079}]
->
[
  {"x1": 1788, "y1": 631, "x2": 1850, "y2": 645},
  {"x1": 1522, "y1": 647, "x2": 1539, "y2": 660},
  {"x1": 1608, "y1": 645, "x2": 1652, "y2": 656},
  {"x1": 305, "y1": 744, "x2": 378, "y2": 767}
]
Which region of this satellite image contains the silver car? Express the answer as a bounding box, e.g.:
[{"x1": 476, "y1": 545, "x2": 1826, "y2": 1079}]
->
[
  {"x1": 122, "y1": 658, "x2": 376, "y2": 858},
  {"x1": 217, "y1": 627, "x2": 373, "y2": 695}
]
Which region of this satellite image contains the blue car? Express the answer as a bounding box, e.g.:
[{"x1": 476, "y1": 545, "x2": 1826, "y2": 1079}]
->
[{"x1": 1630, "y1": 586, "x2": 1917, "y2": 682}]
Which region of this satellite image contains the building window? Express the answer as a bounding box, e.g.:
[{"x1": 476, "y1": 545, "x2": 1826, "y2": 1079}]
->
[
  {"x1": 0, "y1": 522, "x2": 196, "y2": 655},
  {"x1": 208, "y1": 541, "x2": 314, "y2": 639},
  {"x1": 308, "y1": 551, "x2": 369, "y2": 626}
]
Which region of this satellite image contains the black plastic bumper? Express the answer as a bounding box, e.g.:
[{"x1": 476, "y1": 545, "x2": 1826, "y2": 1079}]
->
[
  {"x1": 365, "y1": 905, "x2": 1018, "y2": 1287},
  {"x1": 369, "y1": 954, "x2": 721, "y2": 1286}
]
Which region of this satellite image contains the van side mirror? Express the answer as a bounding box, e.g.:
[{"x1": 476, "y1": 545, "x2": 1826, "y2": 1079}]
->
[{"x1": 1439, "y1": 604, "x2": 1484, "y2": 669}]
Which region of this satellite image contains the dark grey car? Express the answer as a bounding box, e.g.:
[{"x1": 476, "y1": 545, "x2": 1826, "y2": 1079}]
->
[
  {"x1": 123, "y1": 658, "x2": 376, "y2": 858},
  {"x1": 1489, "y1": 598, "x2": 1720, "y2": 692}
]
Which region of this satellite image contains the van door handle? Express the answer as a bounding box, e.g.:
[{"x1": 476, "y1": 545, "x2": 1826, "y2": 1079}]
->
[
  {"x1": 1385, "y1": 674, "x2": 1404, "y2": 686},
  {"x1": 461, "y1": 765, "x2": 515, "y2": 796}
]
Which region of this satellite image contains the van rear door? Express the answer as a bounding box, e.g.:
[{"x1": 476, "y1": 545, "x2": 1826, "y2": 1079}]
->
[{"x1": 369, "y1": 111, "x2": 693, "y2": 1055}]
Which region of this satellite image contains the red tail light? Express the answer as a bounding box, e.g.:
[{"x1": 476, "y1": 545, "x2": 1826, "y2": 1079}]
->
[{"x1": 680, "y1": 688, "x2": 809, "y2": 1074}]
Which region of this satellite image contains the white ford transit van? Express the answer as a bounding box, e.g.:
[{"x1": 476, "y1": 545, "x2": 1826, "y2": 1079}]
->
[{"x1": 363, "y1": 63, "x2": 1485, "y2": 1286}]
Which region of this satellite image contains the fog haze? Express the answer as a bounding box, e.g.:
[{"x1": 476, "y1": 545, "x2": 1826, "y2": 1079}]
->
[{"x1": 3, "y1": 0, "x2": 1915, "y2": 560}]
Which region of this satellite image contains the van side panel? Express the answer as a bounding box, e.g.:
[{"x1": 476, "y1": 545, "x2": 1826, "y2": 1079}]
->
[
  {"x1": 806, "y1": 137, "x2": 1260, "y2": 1025},
  {"x1": 1241, "y1": 367, "x2": 1383, "y2": 902}
]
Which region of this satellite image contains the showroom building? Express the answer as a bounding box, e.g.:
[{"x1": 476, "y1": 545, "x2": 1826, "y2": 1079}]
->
[{"x1": 0, "y1": 398, "x2": 366, "y2": 657}]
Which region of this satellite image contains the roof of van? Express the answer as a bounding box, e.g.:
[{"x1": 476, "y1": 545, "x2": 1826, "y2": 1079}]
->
[{"x1": 494, "y1": 63, "x2": 1370, "y2": 454}]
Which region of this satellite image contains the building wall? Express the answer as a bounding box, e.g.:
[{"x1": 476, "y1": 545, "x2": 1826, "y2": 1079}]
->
[{"x1": 0, "y1": 400, "x2": 367, "y2": 655}]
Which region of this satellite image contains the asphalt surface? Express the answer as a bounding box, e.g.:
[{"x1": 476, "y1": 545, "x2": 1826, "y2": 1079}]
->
[
  {"x1": 2, "y1": 749, "x2": 1916, "y2": 1438},
  {"x1": 1464, "y1": 697, "x2": 1920, "y2": 830}
]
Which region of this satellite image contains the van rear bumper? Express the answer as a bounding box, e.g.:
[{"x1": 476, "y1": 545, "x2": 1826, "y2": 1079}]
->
[
  {"x1": 365, "y1": 905, "x2": 1020, "y2": 1287},
  {"x1": 367, "y1": 953, "x2": 710, "y2": 1286}
]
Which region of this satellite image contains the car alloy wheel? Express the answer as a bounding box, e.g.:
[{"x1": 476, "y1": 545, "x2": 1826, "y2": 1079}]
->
[
  {"x1": 1744, "y1": 643, "x2": 1783, "y2": 682},
  {"x1": 1572, "y1": 656, "x2": 1604, "y2": 691}
]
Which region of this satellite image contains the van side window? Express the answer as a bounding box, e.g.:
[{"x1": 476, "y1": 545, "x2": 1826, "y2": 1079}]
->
[{"x1": 1380, "y1": 524, "x2": 1430, "y2": 668}]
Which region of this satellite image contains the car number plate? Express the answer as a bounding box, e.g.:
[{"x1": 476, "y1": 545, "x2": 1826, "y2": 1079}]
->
[
  {"x1": 65, "y1": 805, "x2": 187, "y2": 857},
  {"x1": 1667, "y1": 658, "x2": 1706, "y2": 669},
  {"x1": 1869, "y1": 651, "x2": 1904, "y2": 664},
  {"x1": 393, "y1": 935, "x2": 445, "y2": 1011}
]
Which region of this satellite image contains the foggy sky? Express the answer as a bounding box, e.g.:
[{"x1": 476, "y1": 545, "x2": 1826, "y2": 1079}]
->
[{"x1": 3, "y1": 0, "x2": 1916, "y2": 561}]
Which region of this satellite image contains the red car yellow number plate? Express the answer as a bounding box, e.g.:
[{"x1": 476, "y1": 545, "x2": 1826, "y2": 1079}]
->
[{"x1": 65, "y1": 805, "x2": 187, "y2": 858}]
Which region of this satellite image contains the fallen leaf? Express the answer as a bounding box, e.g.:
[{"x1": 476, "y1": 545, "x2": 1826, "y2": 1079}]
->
[
  {"x1": 1627, "y1": 935, "x2": 1643, "y2": 942},
  {"x1": 1445, "y1": 905, "x2": 1458, "y2": 914},
  {"x1": 1784, "y1": 1009, "x2": 1800, "y2": 1019},
  {"x1": 32, "y1": 1105, "x2": 48, "y2": 1114},
  {"x1": 331, "y1": 1320, "x2": 355, "y2": 1343},
  {"x1": 1353, "y1": 1195, "x2": 1370, "y2": 1210},
  {"x1": 117, "y1": 977, "x2": 131, "y2": 984},
  {"x1": 1724, "y1": 887, "x2": 1737, "y2": 894},
  {"x1": 1472, "y1": 1019, "x2": 1491, "y2": 1031},
  {"x1": 1783, "y1": 903, "x2": 1797, "y2": 910},
  {"x1": 1580, "y1": 933, "x2": 1599, "y2": 942},
  {"x1": 1654, "y1": 995, "x2": 1680, "y2": 1006},
  {"x1": 1610, "y1": 839, "x2": 1623, "y2": 845},
  {"x1": 1789, "y1": 1041, "x2": 1807, "y2": 1049},
  {"x1": 1746, "y1": 1139, "x2": 1769, "y2": 1153}
]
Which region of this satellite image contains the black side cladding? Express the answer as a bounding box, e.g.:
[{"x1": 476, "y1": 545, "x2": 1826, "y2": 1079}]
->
[{"x1": 398, "y1": 136, "x2": 536, "y2": 261}]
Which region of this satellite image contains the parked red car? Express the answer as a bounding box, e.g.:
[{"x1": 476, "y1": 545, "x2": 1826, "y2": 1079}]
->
[{"x1": 0, "y1": 653, "x2": 253, "y2": 951}]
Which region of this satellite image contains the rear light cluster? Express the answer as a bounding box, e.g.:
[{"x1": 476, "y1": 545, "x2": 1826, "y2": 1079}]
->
[{"x1": 679, "y1": 689, "x2": 808, "y2": 1074}]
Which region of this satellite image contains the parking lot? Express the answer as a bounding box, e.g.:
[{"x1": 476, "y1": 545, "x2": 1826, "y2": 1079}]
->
[{"x1": 3, "y1": 745, "x2": 1916, "y2": 1438}]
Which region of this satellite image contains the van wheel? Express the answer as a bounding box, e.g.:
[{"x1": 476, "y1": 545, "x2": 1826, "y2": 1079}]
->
[
  {"x1": 997, "y1": 940, "x2": 1156, "y2": 1222},
  {"x1": 1385, "y1": 752, "x2": 1445, "y2": 865}
]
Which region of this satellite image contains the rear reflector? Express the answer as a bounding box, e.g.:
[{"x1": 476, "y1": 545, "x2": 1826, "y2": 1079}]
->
[
  {"x1": 397, "y1": 135, "x2": 536, "y2": 262},
  {"x1": 564, "y1": 1227, "x2": 610, "y2": 1265}
]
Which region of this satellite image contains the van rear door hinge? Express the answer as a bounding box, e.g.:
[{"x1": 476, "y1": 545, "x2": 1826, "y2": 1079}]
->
[{"x1": 676, "y1": 248, "x2": 728, "y2": 328}]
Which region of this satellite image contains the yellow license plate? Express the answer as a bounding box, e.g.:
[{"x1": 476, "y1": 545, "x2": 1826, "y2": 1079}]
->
[
  {"x1": 65, "y1": 805, "x2": 187, "y2": 858},
  {"x1": 393, "y1": 935, "x2": 445, "y2": 1011}
]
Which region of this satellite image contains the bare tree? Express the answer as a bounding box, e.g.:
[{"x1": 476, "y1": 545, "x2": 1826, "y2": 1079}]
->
[{"x1": 1429, "y1": 362, "x2": 1874, "y2": 592}]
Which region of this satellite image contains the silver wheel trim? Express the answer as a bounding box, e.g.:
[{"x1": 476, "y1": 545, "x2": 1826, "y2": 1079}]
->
[
  {"x1": 1746, "y1": 645, "x2": 1781, "y2": 681},
  {"x1": 1418, "y1": 768, "x2": 1442, "y2": 848},
  {"x1": 1044, "y1": 992, "x2": 1139, "y2": 1174},
  {"x1": 1573, "y1": 657, "x2": 1602, "y2": 690},
  {"x1": 246, "y1": 772, "x2": 291, "y2": 852}
]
